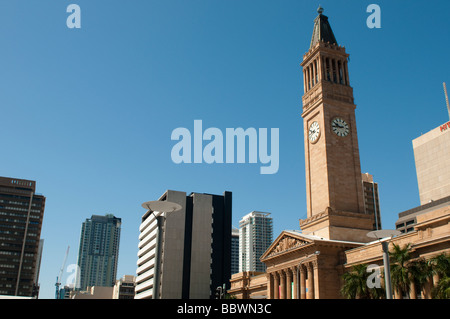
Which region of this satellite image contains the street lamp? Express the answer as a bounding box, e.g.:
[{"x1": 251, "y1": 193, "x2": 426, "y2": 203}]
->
[
  {"x1": 141, "y1": 200, "x2": 182, "y2": 299},
  {"x1": 296, "y1": 250, "x2": 320, "y2": 299},
  {"x1": 367, "y1": 229, "x2": 401, "y2": 299}
]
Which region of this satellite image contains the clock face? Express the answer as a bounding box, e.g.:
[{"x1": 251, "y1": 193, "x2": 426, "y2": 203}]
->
[
  {"x1": 331, "y1": 117, "x2": 349, "y2": 137},
  {"x1": 309, "y1": 121, "x2": 320, "y2": 142}
]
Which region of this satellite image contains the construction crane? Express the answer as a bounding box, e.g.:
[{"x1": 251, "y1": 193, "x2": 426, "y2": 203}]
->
[
  {"x1": 444, "y1": 82, "x2": 450, "y2": 120},
  {"x1": 55, "y1": 246, "x2": 70, "y2": 299}
]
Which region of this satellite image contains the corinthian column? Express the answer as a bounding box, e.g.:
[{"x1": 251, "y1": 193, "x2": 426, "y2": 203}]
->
[{"x1": 306, "y1": 262, "x2": 314, "y2": 299}]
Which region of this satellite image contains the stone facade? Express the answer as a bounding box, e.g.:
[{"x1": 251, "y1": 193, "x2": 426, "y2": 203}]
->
[
  {"x1": 228, "y1": 272, "x2": 267, "y2": 299},
  {"x1": 260, "y1": 231, "x2": 361, "y2": 299},
  {"x1": 344, "y1": 205, "x2": 450, "y2": 299},
  {"x1": 228, "y1": 205, "x2": 450, "y2": 299}
]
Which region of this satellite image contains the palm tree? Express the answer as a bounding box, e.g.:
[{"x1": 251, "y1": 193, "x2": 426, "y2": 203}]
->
[
  {"x1": 389, "y1": 243, "x2": 412, "y2": 299},
  {"x1": 341, "y1": 264, "x2": 384, "y2": 299},
  {"x1": 431, "y1": 253, "x2": 450, "y2": 299},
  {"x1": 341, "y1": 264, "x2": 370, "y2": 299},
  {"x1": 408, "y1": 258, "x2": 433, "y2": 298},
  {"x1": 433, "y1": 276, "x2": 450, "y2": 299},
  {"x1": 431, "y1": 253, "x2": 450, "y2": 277}
]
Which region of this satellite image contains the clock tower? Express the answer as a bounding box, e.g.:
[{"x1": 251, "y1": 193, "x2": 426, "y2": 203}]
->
[{"x1": 299, "y1": 7, "x2": 374, "y2": 242}]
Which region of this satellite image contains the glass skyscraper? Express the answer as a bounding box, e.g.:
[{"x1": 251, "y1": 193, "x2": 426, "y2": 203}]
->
[{"x1": 76, "y1": 214, "x2": 121, "y2": 291}]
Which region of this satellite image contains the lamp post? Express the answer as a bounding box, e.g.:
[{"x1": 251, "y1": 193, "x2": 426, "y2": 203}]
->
[
  {"x1": 296, "y1": 250, "x2": 320, "y2": 299},
  {"x1": 367, "y1": 229, "x2": 401, "y2": 299},
  {"x1": 141, "y1": 200, "x2": 182, "y2": 299}
]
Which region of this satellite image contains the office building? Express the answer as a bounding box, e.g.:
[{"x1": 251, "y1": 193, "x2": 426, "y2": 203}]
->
[
  {"x1": 0, "y1": 177, "x2": 46, "y2": 297},
  {"x1": 135, "y1": 190, "x2": 232, "y2": 299},
  {"x1": 361, "y1": 173, "x2": 382, "y2": 230},
  {"x1": 239, "y1": 212, "x2": 272, "y2": 273},
  {"x1": 113, "y1": 275, "x2": 135, "y2": 299},
  {"x1": 76, "y1": 214, "x2": 121, "y2": 291},
  {"x1": 413, "y1": 120, "x2": 450, "y2": 205},
  {"x1": 231, "y1": 227, "x2": 239, "y2": 274}
]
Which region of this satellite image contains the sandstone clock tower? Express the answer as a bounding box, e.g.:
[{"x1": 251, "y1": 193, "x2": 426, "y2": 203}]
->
[{"x1": 299, "y1": 7, "x2": 374, "y2": 242}]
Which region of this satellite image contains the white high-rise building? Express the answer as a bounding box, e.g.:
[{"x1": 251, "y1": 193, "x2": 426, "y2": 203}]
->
[
  {"x1": 135, "y1": 190, "x2": 232, "y2": 299},
  {"x1": 239, "y1": 212, "x2": 272, "y2": 273},
  {"x1": 413, "y1": 120, "x2": 450, "y2": 205}
]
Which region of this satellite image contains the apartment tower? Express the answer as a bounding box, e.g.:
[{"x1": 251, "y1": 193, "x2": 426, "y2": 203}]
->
[
  {"x1": 239, "y1": 211, "x2": 273, "y2": 273},
  {"x1": 76, "y1": 214, "x2": 121, "y2": 291}
]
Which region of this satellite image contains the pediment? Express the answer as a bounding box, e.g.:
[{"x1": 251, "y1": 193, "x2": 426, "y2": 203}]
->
[{"x1": 261, "y1": 231, "x2": 314, "y2": 260}]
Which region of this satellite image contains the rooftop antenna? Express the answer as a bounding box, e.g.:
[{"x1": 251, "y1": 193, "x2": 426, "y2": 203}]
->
[{"x1": 444, "y1": 82, "x2": 450, "y2": 121}]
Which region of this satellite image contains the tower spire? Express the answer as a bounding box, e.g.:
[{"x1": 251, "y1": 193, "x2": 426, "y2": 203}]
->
[{"x1": 310, "y1": 6, "x2": 338, "y2": 49}]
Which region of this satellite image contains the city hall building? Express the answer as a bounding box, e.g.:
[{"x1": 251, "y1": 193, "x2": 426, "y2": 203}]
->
[{"x1": 228, "y1": 7, "x2": 450, "y2": 299}]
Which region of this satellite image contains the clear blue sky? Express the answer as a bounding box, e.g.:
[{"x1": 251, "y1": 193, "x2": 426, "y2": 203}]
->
[{"x1": 1, "y1": 1, "x2": 449, "y2": 299}]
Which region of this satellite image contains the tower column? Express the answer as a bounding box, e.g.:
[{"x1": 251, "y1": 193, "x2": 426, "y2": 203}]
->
[
  {"x1": 344, "y1": 60, "x2": 350, "y2": 85},
  {"x1": 325, "y1": 57, "x2": 331, "y2": 81},
  {"x1": 332, "y1": 58, "x2": 337, "y2": 83},
  {"x1": 308, "y1": 65, "x2": 312, "y2": 90},
  {"x1": 312, "y1": 60, "x2": 317, "y2": 86},
  {"x1": 303, "y1": 70, "x2": 307, "y2": 93},
  {"x1": 317, "y1": 56, "x2": 322, "y2": 82}
]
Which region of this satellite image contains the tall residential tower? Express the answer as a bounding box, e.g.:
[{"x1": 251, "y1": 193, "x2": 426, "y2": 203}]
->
[
  {"x1": 239, "y1": 211, "x2": 273, "y2": 273},
  {"x1": 76, "y1": 214, "x2": 121, "y2": 290}
]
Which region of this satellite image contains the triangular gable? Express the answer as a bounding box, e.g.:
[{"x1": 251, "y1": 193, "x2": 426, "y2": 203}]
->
[{"x1": 260, "y1": 230, "x2": 314, "y2": 261}]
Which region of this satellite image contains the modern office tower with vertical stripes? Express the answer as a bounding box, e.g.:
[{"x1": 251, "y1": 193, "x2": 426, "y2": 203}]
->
[
  {"x1": 76, "y1": 214, "x2": 121, "y2": 291},
  {"x1": 0, "y1": 176, "x2": 46, "y2": 298},
  {"x1": 239, "y1": 211, "x2": 272, "y2": 273},
  {"x1": 135, "y1": 190, "x2": 232, "y2": 299}
]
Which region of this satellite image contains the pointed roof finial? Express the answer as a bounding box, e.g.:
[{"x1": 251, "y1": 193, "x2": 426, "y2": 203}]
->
[
  {"x1": 309, "y1": 6, "x2": 338, "y2": 49},
  {"x1": 317, "y1": 5, "x2": 324, "y2": 14}
]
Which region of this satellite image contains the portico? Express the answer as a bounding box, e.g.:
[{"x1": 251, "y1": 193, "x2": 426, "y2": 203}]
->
[{"x1": 261, "y1": 230, "x2": 362, "y2": 299}]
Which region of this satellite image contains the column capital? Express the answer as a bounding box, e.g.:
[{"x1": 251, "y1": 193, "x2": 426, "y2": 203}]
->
[{"x1": 286, "y1": 268, "x2": 293, "y2": 279}]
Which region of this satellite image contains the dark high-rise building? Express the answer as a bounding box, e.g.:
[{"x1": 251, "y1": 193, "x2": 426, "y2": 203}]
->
[
  {"x1": 231, "y1": 227, "x2": 239, "y2": 275},
  {"x1": 361, "y1": 173, "x2": 382, "y2": 230},
  {"x1": 0, "y1": 177, "x2": 46, "y2": 297},
  {"x1": 76, "y1": 214, "x2": 121, "y2": 291}
]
